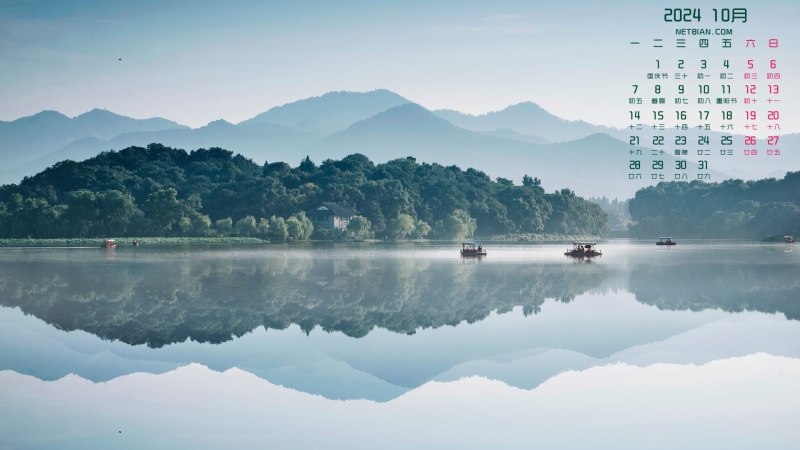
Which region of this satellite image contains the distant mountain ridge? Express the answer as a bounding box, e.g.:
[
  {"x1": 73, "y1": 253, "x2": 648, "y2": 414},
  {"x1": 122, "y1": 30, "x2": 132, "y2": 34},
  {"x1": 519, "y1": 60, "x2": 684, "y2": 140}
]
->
[
  {"x1": 329, "y1": 103, "x2": 464, "y2": 136},
  {"x1": 433, "y1": 102, "x2": 622, "y2": 143},
  {"x1": 4, "y1": 89, "x2": 789, "y2": 198},
  {"x1": 317, "y1": 103, "x2": 726, "y2": 198},
  {"x1": 479, "y1": 128, "x2": 551, "y2": 145},
  {"x1": 240, "y1": 89, "x2": 410, "y2": 132},
  {"x1": 1, "y1": 97, "x2": 731, "y2": 198},
  {"x1": 320, "y1": 103, "x2": 538, "y2": 162},
  {"x1": 0, "y1": 109, "x2": 186, "y2": 168}
]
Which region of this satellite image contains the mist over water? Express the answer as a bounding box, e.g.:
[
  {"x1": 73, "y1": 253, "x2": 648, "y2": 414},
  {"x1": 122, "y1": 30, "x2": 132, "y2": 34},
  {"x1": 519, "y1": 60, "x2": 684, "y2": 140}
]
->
[{"x1": 1, "y1": 241, "x2": 798, "y2": 447}]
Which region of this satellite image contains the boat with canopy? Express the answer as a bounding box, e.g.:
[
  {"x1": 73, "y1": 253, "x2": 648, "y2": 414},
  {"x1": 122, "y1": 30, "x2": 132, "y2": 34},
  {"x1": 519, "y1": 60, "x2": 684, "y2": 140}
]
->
[{"x1": 461, "y1": 242, "x2": 486, "y2": 257}]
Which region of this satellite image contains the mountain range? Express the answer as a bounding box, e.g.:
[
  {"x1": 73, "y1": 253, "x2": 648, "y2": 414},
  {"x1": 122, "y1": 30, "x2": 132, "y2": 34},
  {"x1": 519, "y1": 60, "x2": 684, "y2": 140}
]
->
[
  {"x1": 240, "y1": 89, "x2": 410, "y2": 132},
  {"x1": 0, "y1": 109, "x2": 185, "y2": 169},
  {"x1": 432, "y1": 103, "x2": 620, "y2": 142},
  {"x1": 1, "y1": 89, "x2": 795, "y2": 198}
]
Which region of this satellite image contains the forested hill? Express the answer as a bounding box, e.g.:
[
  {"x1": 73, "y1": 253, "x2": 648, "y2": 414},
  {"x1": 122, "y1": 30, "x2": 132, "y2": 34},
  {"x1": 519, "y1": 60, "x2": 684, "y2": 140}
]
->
[
  {"x1": 628, "y1": 173, "x2": 800, "y2": 239},
  {"x1": 0, "y1": 143, "x2": 609, "y2": 239}
]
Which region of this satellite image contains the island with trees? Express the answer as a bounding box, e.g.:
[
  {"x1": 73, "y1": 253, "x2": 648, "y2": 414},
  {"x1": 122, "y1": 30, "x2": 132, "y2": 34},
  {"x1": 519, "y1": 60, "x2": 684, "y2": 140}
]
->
[
  {"x1": 628, "y1": 174, "x2": 800, "y2": 239},
  {"x1": 0, "y1": 143, "x2": 610, "y2": 240}
]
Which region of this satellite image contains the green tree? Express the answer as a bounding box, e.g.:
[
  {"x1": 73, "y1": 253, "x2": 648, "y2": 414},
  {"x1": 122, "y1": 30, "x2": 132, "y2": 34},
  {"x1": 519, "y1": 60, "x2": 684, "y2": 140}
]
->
[
  {"x1": 443, "y1": 209, "x2": 476, "y2": 239},
  {"x1": 235, "y1": 215, "x2": 258, "y2": 237},
  {"x1": 286, "y1": 212, "x2": 313, "y2": 240},
  {"x1": 347, "y1": 215, "x2": 372, "y2": 238},
  {"x1": 748, "y1": 202, "x2": 800, "y2": 237},
  {"x1": 627, "y1": 175, "x2": 800, "y2": 239},
  {"x1": 178, "y1": 217, "x2": 193, "y2": 235},
  {"x1": 214, "y1": 217, "x2": 233, "y2": 237},
  {"x1": 7, "y1": 196, "x2": 63, "y2": 238},
  {"x1": 0, "y1": 144, "x2": 628, "y2": 240},
  {"x1": 496, "y1": 186, "x2": 550, "y2": 233},
  {"x1": 257, "y1": 218, "x2": 270, "y2": 238},
  {"x1": 267, "y1": 216, "x2": 289, "y2": 242},
  {"x1": 63, "y1": 190, "x2": 99, "y2": 237},
  {"x1": 98, "y1": 190, "x2": 140, "y2": 236},
  {"x1": 145, "y1": 188, "x2": 182, "y2": 235},
  {"x1": 409, "y1": 219, "x2": 431, "y2": 239},
  {"x1": 299, "y1": 156, "x2": 317, "y2": 173},
  {"x1": 190, "y1": 213, "x2": 213, "y2": 236},
  {"x1": 387, "y1": 214, "x2": 416, "y2": 239},
  {"x1": 522, "y1": 175, "x2": 541, "y2": 187}
]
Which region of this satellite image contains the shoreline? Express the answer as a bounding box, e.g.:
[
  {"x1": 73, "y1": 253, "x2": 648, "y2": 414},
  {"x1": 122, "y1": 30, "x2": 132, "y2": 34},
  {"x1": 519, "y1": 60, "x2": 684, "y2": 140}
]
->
[
  {"x1": 0, "y1": 236, "x2": 786, "y2": 247},
  {"x1": 0, "y1": 237, "x2": 270, "y2": 246}
]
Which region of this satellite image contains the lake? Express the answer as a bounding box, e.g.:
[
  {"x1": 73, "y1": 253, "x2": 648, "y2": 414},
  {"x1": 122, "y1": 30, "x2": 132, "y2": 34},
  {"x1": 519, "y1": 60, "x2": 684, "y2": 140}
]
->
[{"x1": 1, "y1": 241, "x2": 799, "y2": 449}]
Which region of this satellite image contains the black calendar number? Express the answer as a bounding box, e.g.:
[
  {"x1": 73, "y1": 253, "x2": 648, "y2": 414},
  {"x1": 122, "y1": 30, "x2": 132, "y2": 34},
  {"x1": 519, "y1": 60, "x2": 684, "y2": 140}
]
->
[{"x1": 664, "y1": 8, "x2": 701, "y2": 22}]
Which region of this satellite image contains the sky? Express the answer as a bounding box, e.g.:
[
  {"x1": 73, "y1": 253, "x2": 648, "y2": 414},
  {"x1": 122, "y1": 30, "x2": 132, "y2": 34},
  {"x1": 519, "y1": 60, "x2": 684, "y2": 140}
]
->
[{"x1": 0, "y1": 0, "x2": 798, "y2": 132}]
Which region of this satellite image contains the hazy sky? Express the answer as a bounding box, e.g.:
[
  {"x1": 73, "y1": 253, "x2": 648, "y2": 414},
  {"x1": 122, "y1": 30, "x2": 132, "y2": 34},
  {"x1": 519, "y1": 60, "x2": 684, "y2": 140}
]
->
[{"x1": 1, "y1": 0, "x2": 797, "y2": 131}]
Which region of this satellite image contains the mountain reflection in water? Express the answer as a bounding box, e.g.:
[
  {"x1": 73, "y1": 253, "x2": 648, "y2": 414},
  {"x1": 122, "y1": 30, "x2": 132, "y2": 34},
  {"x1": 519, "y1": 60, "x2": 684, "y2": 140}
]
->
[{"x1": 0, "y1": 244, "x2": 798, "y2": 349}]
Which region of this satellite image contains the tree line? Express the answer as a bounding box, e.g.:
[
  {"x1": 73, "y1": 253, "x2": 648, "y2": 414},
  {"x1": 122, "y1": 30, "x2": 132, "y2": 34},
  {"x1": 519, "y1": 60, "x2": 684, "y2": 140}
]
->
[
  {"x1": 0, "y1": 143, "x2": 609, "y2": 239},
  {"x1": 628, "y1": 173, "x2": 800, "y2": 238},
  {"x1": 587, "y1": 196, "x2": 632, "y2": 232}
]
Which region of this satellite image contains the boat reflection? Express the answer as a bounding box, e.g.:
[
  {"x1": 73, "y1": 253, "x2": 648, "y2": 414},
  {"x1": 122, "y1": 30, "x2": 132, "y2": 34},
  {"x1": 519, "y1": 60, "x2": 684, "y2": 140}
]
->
[
  {"x1": 0, "y1": 246, "x2": 798, "y2": 350},
  {"x1": 0, "y1": 251, "x2": 605, "y2": 346}
]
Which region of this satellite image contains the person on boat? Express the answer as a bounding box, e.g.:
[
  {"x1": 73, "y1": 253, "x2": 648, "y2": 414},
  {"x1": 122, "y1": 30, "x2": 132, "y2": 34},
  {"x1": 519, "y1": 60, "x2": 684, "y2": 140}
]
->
[{"x1": 478, "y1": 245, "x2": 482, "y2": 252}]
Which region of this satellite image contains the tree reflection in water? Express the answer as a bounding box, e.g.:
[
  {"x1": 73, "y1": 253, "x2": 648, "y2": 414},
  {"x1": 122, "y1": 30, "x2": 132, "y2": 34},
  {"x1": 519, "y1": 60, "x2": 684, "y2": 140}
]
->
[
  {"x1": 629, "y1": 262, "x2": 800, "y2": 320},
  {"x1": 0, "y1": 251, "x2": 606, "y2": 347},
  {"x1": 2, "y1": 247, "x2": 797, "y2": 349}
]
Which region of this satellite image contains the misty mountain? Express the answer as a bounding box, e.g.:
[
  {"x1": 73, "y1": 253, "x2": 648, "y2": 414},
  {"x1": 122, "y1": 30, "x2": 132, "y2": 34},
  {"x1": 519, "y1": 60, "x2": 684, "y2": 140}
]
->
[
  {"x1": 318, "y1": 103, "x2": 538, "y2": 161},
  {"x1": 0, "y1": 109, "x2": 185, "y2": 168},
  {"x1": 239, "y1": 89, "x2": 410, "y2": 132},
  {"x1": 0, "y1": 120, "x2": 327, "y2": 185},
  {"x1": 8, "y1": 102, "x2": 724, "y2": 198},
  {"x1": 480, "y1": 128, "x2": 551, "y2": 144},
  {"x1": 433, "y1": 102, "x2": 622, "y2": 143},
  {"x1": 317, "y1": 104, "x2": 727, "y2": 199},
  {"x1": 435, "y1": 100, "x2": 797, "y2": 180},
  {"x1": 2, "y1": 91, "x2": 765, "y2": 198}
]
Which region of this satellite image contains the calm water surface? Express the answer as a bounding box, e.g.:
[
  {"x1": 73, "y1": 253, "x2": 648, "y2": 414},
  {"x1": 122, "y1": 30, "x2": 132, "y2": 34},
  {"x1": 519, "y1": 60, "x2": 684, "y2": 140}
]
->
[{"x1": 1, "y1": 241, "x2": 798, "y2": 449}]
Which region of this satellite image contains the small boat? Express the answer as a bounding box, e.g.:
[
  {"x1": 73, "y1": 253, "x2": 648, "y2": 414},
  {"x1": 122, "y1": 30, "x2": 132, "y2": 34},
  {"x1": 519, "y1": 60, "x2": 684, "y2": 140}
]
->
[
  {"x1": 786, "y1": 236, "x2": 795, "y2": 244},
  {"x1": 461, "y1": 242, "x2": 486, "y2": 257},
  {"x1": 102, "y1": 239, "x2": 116, "y2": 248},
  {"x1": 656, "y1": 237, "x2": 676, "y2": 246},
  {"x1": 565, "y1": 242, "x2": 602, "y2": 257},
  {"x1": 352, "y1": 236, "x2": 364, "y2": 242},
  {"x1": 517, "y1": 236, "x2": 529, "y2": 241}
]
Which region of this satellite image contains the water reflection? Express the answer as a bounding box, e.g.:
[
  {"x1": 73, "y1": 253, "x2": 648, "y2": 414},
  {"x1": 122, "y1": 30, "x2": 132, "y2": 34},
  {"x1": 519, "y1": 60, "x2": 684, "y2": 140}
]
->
[
  {"x1": 1, "y1": 244, "x2": 799, "y2": 402},
  {"x1": 1, "y1": 245, "x2": 799, "y2": 350},
  {"x1": 629, "y1": 261, "x2": 800, "y2": 320},
  {"x1": 0, "y1": 248, "x2": 606, "y2": 347}
]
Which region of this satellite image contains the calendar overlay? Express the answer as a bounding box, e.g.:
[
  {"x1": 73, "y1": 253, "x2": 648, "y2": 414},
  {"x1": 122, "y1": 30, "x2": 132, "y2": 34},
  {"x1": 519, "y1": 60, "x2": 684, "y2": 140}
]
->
[{"x1": 627, "y1": 8, "x2": 783, "y2": 183}]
